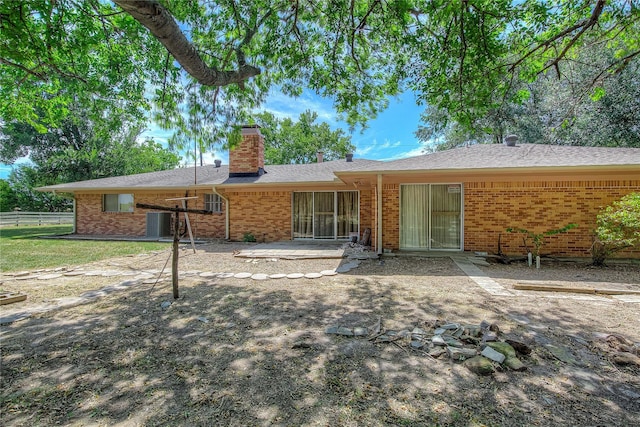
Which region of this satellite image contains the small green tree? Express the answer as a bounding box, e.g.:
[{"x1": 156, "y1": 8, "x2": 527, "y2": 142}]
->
[
  {"x1": 0, "y1": 179, "x2": 18, "y2": 212},
  {"x1": 592, "y1": 193, "x2": 640, "y2": 266},
  {"x1": 507, "y1": 224, "x2": 578, "y2": 259}
]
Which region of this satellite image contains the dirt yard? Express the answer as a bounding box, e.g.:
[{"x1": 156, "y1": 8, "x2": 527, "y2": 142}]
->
[{"x1": 1, "y1": 242, "x2": 639, "y2": 426}]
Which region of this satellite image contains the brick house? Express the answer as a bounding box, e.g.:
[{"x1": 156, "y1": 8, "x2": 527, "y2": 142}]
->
[{"x1": 39, "y1": 125, "x2": 640, "y2": 259}]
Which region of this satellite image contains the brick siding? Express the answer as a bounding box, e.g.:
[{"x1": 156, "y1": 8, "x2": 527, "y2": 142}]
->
[
  {"x1": 379, "y1": 179, "x2": 640, "y2": 258},
  {"x1": 226, "y1": 190, "x2": 291, "y2": 242},
  {"x1": 75, "y1": 191, "x2": 225, "y2": 239},
  {"x1": 75, "y1": 177, "x2": 640, "y2": 259},
  {"x1": 229, "y1": 128, "x2": 265, "y2": 175}
]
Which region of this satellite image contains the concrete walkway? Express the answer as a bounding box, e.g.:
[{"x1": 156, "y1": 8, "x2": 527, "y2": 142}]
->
[
  {"x1": 3, "y1": 253, "x2": 634, "y2": 326},
  {"x1": 451, "y1": 257, "x2": 514, "y2": 297}
]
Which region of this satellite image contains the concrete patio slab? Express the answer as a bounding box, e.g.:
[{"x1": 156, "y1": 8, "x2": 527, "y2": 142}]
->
[{"x1": 235, "y1": 241, "x2": 346, "y2": 259}]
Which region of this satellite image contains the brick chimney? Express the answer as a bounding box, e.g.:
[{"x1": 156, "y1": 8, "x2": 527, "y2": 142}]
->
[
  {"x1": 229, "y1": 125, "x2": 265, "y2": 177},
  {"x1": 316, "y1": 151, "x2": 324, "y2": 163}
]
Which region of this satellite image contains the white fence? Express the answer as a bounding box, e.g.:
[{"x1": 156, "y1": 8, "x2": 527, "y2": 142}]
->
[{"x1": 0, "y1": 211, "x2": 74, "y2": 226}]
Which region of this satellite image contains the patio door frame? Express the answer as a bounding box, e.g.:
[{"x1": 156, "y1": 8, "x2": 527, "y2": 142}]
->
[
  {"x1": 292, "y1": 190, "x2": 360, "y2": 240},
  {"x1": 399, "y1": 183, "x2": 464, "y2": 251}
]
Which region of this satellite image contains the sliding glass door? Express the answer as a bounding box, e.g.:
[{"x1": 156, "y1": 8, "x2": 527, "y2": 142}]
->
[
  {"x1": 293, "y1": 191, "x2": 359, "y2": 240},
  {"x1": 400, "y1": 184, "x2": 462, "y2": 250}
]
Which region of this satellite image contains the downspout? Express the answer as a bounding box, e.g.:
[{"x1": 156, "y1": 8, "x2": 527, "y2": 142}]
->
[
  {"x1": 377, "y1": 174, "x2": 383, "y2": 255},
  {"x1": 212, "y1": 186, "x2": 229, "y2": 240},
  {"x1": 72, "y1": 197, "x2": 77, "y2": 234}
]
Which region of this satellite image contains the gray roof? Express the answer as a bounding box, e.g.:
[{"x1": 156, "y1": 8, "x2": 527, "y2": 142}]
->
[
  {"x1": 38, "y1": 144, "x2": 640, "y2": 192},
  {"x1": 341, "y1": 143, "x2": 640, "y2": 173},
  {"x1": 38, "y1": 158, "x2": 382, "y2": 192}
]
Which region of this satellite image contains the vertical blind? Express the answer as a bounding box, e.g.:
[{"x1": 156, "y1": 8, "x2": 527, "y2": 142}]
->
[
  {"x1": 400, "y1": 184, "x2": 461, "y2": 250},
  {"x1": 293, "y1": 191, "x2": 358, "y2": 239}
]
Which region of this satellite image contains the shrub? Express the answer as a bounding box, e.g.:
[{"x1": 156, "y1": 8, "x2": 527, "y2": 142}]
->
[
  {"x1": 242, "y1": 232, "x2": 256, "y2": 243},
  {"x1": 506, "y1": 223, "x2": 578, "y2": 258},
  {"x1": 592, "y1": 193, "x2": 640, "y2": 266}
]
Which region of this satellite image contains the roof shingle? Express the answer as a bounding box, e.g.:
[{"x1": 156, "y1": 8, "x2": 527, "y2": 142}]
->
[{"x1": 38, "y1": 144, "x2": 640, "y2": 192}]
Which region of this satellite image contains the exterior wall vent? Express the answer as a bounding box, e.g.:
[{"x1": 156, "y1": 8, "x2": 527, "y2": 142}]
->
[{"x1": 504, "y1": 135, "x2": 518, "y2": 146}]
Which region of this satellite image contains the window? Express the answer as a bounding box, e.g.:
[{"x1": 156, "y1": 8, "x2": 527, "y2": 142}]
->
[
  {"x1": 293, "y1": 191, "x2": 359, "y2": 239},
  {"x1": 103, "y1": 194, "x2": 134, "y2": 212},
  {"x1": 204, "y1": 194, "x2": 223, "y2": 212}
]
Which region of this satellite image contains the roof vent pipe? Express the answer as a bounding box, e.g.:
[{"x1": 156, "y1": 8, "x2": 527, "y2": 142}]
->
[
  {"x1": 214, "y1": 159, "x2": 222, "y2": 168},
  {"x1": 346, "y1": 153, "x2": 354, "y2": 162},
  {"x1": 504, "y1": 135, "x2": 518, "y2": 147}
]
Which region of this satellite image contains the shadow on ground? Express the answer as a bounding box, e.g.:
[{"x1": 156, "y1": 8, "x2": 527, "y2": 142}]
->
[{"x1": 1, "y1": 258, "x2": 639, "y2": 426}]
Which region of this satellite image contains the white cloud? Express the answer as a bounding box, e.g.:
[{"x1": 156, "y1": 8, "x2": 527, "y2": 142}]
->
[{"x1": 393, "y1": 146, "x2": 426, "y2": 159}]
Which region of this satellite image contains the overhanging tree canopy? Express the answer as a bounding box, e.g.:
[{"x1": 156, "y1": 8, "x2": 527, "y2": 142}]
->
[{"x1": 1, "y1": 0, "x2": 638, "y2": 144}]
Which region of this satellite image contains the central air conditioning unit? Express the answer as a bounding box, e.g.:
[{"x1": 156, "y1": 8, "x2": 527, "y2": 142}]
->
[{"x1": 146, "y1": 212, "x2": 172, "y2": 238}]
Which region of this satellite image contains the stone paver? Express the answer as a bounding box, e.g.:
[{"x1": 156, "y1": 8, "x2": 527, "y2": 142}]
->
[
  {"x1": 2, "y1": 251, "x2": 636, "y2": 327},
  {"x1": 451, "y1": 257, "x2": 514, "y2": 296}
]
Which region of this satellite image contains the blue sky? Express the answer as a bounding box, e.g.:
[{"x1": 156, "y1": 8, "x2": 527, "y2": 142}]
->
[{"x1": 1, "y1": 90, "x2": 427, "y2": 179}]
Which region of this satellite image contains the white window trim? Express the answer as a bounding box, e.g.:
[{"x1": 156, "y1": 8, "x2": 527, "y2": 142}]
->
[
  {"x1": 204, "y1": 193, "x2": 223, "y2": 213},
  {"x1": 102, "y1": 194, "x2": 134, "y2": 213}
]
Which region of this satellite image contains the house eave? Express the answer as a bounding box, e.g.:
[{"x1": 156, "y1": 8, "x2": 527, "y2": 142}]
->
[{"x1": 334, "y1": 164, "x2": 640, "y2": 177}]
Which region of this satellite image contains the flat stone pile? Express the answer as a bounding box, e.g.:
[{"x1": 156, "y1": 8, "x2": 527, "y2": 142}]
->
[{"x1": 326, "y1": 319, "x2": 531, "y2": 376}]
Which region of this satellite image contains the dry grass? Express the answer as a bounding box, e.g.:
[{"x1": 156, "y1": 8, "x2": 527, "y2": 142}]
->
[{"x1": 1, "y1": 245, "x2": 639, "y2": 426}]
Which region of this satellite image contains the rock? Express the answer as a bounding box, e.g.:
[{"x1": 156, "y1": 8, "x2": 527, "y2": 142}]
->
[
  {"x1": 428, "y1": 347, "x2": 447, "y2": 358},
  {"x1": 304, "y1": 272, "x2": 323, "y2": 279},
  {"x1": 480, "y1": 320, "x2": 491, "y2": 330},
  {"x1": 233, "y1": 272, "x2": 252, "y2": 279},
  {"x1": 504, "y1": 356, "x2": 527, "y2": 371},
  {"x1": 505, "y1": 338, "x2": 532, "y2": 355},
  {"x1": 484, "y1": 342, "x2": 527, "y2": 371},
  {"x1": 464, "y1": 356, "x2": 494, "y2": 376},
  {"x1": 320, "y1": 270, "x2": 338, "y2": 276},
  {"x1": 612, "y1": 351, "x2": 640, "y2": 366},
  {"x1": 269, "y1": 273, "x2": 287, "y2": 279},
  {"x1": 442, "y1": 336, "x2": 463, "y2": 348},
  {"x1": 464, "y1": 325, "x2": 482, "y2": 337},
  {"x1": 434, "y1": 328, "x2": 446, "y2": 335},
  {"x1": 441, "y1": 323, "x2": 460, "y2": 330},
  {"x1": 481, "y1": 346, "x2": 506, "y2": 364},
  {"x1": 447, "y1": 346, "x2": 477, "y2": 361},
  {"x1": 489, "y1": 323, "x2": 500, "y2": 333},
  {"x1": 544, "y1": 344, "x2": 580, "y2": 365},
  {"x1": 461, "y1": 335, "x2": 481, "y2": 345},
  {"x1": 486, "y1": 342, "x2": 517, "y2": 359},
  {"x1": 160, "y1": 301, "x2": 171, "y2": 309},
  {"x1": 411, "y1": 341, "x2": 424, "y2": 349},
  {"x1": 286, "y1": 273, "x2": 305, "y2": 279},
  {"x1": 197, "y1": 316, "x2": 209, "y2": 323},
  {"x1": 432, "y1": 335, "x2": 446, "y2": 346},
  {"x1": 325, "y1": 326, "x2": 339, "y2": 334},
  {"x1": 250, "y1": 273, "x2": 269, "y2": 280},
  {"x1": 411, "y1": 329, "x2": 426, "y2": 340},
  {"x1": 353, "y1": 327, "x2": 368, "y2": 337},
  {"x1": 482, "y1": 331, "x2": 498, "y2": 342},
  {"x1": 337, "y1": 326, "x2": 354, "y2": 336}
]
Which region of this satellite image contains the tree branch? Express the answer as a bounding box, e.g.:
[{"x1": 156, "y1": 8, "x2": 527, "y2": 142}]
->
[
  {"x1": 0, "y1": 57, "x2": 47, "y2": 80},
  {"x1": 509, "y1": 0, "x2": 606, "y2": 74},
  {"x1": 113, "y1": 0, "x2": 261, "y2": 87}
]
